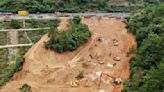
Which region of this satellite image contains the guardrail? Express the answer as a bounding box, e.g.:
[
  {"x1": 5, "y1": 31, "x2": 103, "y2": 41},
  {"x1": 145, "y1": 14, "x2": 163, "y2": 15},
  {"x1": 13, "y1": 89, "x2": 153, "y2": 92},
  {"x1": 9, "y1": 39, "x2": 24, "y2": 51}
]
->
[
  {"x1": 0, "y1": 44, "x2": 33, "y2": 49},
  {"x1": 0, "y1": 27, "x2": 50, "y2": 48}
]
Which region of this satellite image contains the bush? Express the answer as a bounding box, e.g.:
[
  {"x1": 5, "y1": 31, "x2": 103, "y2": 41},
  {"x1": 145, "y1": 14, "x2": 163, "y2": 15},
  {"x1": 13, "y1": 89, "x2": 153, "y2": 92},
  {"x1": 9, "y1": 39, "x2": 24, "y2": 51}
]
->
[
  {"x1": 19, "y1": 84, "x2": 32, "y2": 92},
  {"x1": 76, "y1": 70, "x2": 84, "y2": 80},
  {"x1": 0, "y1": 59, "x2": 24, "y2": 86},
  {"x1": 0, "y1": 47, "x2": 26, "y2": 87},
  {"x1": 9, "y1": 19, "x2": 22, "y2": 28},
  {"x1": 45, "y1": 16, "x2": 91, "y2": 53},
  {"x1": 49, "y1": 19, "x2": 60, "y2": 28},
  {"x1": 72, "y1": 16, "x2": 81, "y2": 24}
]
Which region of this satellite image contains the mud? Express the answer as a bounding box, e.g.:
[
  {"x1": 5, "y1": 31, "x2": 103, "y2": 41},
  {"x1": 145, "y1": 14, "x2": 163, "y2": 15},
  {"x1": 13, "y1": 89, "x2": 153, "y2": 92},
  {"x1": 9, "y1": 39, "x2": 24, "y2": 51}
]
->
[{"x1": 0, "y1": 17, "x2": 136, "y2": 92}]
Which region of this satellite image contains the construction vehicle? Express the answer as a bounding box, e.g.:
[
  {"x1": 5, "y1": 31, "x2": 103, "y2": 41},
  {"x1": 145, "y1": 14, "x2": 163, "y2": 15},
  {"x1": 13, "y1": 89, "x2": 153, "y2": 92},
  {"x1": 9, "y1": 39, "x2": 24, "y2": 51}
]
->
[
  {"x1": 55, "y1": 12, "x2": 70, "y2": 17},
  {"x1": 113, "y1": 38, "x2": 119, "y2": 46},
  {"x1": 113, "y1": 56, "x2": 121, "y2": 61},
  {"x1": 98, "y1": 72, "x2": 122, "y2": 89},
  {"x1": 18, "y1": 11, "x2": 29, "y2": 16}
]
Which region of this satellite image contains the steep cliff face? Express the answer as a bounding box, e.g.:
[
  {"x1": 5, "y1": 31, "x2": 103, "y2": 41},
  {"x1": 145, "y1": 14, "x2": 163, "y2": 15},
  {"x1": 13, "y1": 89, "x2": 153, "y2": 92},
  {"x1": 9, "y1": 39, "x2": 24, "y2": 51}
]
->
[{"x1": 0, "y1": 17, "x2": 136, "y2": 92}]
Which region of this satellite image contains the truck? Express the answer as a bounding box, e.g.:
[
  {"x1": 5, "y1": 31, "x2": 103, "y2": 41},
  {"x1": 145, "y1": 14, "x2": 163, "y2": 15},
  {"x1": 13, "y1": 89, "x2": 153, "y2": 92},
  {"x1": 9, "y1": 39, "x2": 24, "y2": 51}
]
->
[
  {"x1": 55, "y1": 12, "x2": 70, "y2": 17},
  {"x1": 18, "y1": 11, "x2": 29, "y2": 16}
]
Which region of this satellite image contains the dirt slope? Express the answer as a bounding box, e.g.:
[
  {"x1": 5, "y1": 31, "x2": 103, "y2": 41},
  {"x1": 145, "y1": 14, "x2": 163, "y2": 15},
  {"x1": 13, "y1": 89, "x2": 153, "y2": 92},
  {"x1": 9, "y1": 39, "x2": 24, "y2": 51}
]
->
[{"x1": 0, "y1": 17, "x2": 136, "y2": 92}]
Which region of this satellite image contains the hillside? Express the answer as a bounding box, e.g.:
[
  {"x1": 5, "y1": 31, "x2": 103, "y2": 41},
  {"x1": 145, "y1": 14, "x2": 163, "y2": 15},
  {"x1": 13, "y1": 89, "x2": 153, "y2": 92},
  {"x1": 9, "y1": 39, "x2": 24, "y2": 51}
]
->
[
  {"x1": 123, "y1": 3, "x2": 164, "y2": 92},
  {"x1": 0, "y1": 0, "x2": 160, "y2": 13},
  {"x1": 0, "y1": 17, "x2": 136, "y2": 92},
  {"x1": 0, "y1": 1, "x2": 163, "y2": 92}
]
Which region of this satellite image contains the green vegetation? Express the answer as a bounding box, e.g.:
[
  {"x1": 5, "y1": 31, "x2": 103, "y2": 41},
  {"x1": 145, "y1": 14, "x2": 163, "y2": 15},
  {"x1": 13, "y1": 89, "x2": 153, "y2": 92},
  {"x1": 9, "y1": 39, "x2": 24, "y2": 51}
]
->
[
  {"x1": 0, "y1": 19, "x2": 60, "y2": 44},
  {"x1": 0, "y1": 48, "x2": 7, "y2": 62},
  {"x1": 0, "y1": 19, "x2": 60, "y2": 29},
  {"x1": 76, "y1": 70, "x2": 84, "y2": 80},
  {"x1": 0, "y1": 0, "x2": 163, "y2": 13},
  {"x1": 0, "y1": 19, "x2": 23, "y2": 29},
  {"x1": 123, "y1": 3, "x2": 164, "y2": 92},
  {"x1": 25, "y1": 19, "x2": 60, "y2": 28},
  {"x1": 0, "y1": 47, "x2": 27, "y2": 87},
  {"x1": 24, "y1": 19, "x2": 60, "y2": 43},
  {"x1": 0, "y1": 17, "x2": 89, "y2": 87},
  {"x1": 9, "y1": 19, "x2": 22, "y2": 29},
  {"x1": 0, "y1": 1, "x2": 163, "y2": 90},
  {"x1": 0, "y1": 19, "x2": 60, "y2": 87},
  {"x1": 45, "y1": 16, "x2": 91, "y2": 53},
  {"x1": 19, "y1": 84, "x2": 32, "y2": 92},
  {"x1": 0, "y1": 32, "x2": 7, "y2": 45}
]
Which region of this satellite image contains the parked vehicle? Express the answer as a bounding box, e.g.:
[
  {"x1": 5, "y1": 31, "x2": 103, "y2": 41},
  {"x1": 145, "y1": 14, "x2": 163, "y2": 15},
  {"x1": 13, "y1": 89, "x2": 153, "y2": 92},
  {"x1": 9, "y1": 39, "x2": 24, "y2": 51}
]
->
[
  {"x1": 55, "y1": 12, "x2": 70, "y2": 17},
  {"x1": 18, "y1": 11, "x2": 29, "y2": 16}
]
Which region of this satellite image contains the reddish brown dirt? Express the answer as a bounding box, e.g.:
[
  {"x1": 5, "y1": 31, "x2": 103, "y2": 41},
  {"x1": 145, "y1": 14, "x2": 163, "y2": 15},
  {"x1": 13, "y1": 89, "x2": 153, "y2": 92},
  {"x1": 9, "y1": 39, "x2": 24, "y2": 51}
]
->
[{"x1": 0, "y1": 17, "x2": 136, "y2": 92}]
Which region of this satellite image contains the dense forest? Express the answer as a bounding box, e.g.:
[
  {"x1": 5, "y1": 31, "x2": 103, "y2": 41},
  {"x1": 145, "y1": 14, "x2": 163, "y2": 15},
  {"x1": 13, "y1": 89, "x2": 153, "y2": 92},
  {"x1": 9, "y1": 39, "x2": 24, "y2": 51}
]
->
[
  {"x1": 0, "y1": 0, "x2": 163, "y2": 13},
  {"x1": 123, "y1": 3, "x2": 164, "y2": 92}
]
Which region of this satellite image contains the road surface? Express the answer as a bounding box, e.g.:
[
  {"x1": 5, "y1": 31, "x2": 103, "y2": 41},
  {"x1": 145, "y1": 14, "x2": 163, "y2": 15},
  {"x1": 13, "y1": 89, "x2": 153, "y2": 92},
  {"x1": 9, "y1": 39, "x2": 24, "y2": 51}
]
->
[{"x1": 0, "y1": 13, "x2": 131, "y2": 21}]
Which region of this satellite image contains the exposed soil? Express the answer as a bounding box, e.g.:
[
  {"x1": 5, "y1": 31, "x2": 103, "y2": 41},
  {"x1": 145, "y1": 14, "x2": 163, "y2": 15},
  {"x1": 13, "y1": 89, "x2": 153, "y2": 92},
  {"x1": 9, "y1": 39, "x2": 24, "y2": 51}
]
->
[{"x1": 0, "y1": 17, "x2": 136, "y2": 92}]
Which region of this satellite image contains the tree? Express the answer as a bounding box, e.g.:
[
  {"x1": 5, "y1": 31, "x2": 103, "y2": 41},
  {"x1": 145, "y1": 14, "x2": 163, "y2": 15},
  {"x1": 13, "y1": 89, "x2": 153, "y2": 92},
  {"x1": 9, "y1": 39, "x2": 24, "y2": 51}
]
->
[
  {"x1": 123, "y1": 4, "x2": 164, "y2": 92},
  {"x1": 96, "y1": 0, "x2": 108, "y2": 8},
  {"x1": 45, "y1": 16, "x2": 91, "y2": 53},
  {"x1": 143, "y1": 0, "x2": 160, "y2": 4},
  {"x1": 74, "y1": 0, "x2": 88, "y2": 4},
  {"x1": 134, "y1": 33, "x2": 163, "y2": 69},
  {"x1": 72, "y1": 16, "x2": 81, "y2": 24},
  {"x1": 140, "y1": 62, "x2": 164, "y2": 92},
  {"x1": 19, "y1": 84, "x2": 32, "y2": 92}
]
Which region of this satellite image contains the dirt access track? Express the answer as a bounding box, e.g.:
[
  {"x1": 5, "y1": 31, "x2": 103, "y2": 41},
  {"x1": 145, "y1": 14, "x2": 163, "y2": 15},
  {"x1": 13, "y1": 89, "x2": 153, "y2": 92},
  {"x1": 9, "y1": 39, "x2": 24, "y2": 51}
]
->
[{"x1": 0, "y1": 17, "x2": 136, "y2": 92}]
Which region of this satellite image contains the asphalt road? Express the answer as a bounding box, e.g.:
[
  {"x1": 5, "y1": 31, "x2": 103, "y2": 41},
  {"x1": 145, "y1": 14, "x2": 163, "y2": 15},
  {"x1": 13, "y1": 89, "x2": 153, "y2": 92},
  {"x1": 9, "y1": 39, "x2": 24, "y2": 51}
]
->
[{"x1": 0, "y1": 13, "x2": 131, "y2": 21}]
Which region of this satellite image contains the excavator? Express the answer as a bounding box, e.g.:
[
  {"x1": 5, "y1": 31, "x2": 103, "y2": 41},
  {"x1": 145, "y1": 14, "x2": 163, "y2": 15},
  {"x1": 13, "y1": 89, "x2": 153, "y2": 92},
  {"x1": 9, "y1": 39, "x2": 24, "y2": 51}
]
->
[{"x1": 98, "y1": 72, "x2": 122, "y2": 89}]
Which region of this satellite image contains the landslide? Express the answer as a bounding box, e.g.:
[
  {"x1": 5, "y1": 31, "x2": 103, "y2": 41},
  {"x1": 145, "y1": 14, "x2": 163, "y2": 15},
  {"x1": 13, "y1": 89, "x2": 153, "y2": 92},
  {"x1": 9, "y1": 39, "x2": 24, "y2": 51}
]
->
[{"x1": 0, "y1": 17, "x2": 136, "y2": 92}]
